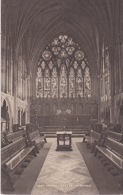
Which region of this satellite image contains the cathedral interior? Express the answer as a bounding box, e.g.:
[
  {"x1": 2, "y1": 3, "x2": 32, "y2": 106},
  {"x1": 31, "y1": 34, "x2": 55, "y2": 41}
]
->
[{"x1": 1, "y1": 0, "x2": 123, "y2": 194}]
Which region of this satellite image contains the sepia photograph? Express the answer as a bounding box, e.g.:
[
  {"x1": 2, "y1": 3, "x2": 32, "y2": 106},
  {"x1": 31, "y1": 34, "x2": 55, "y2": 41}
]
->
[{"x1": 1, "y1": 0, "x2": 123, "y2": 194}]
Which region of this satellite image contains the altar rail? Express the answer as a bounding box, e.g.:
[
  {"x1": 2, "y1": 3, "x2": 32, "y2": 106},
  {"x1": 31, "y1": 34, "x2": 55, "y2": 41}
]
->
[{"x1": 41, "y1": 126, "x2": 89, "y2": 136}]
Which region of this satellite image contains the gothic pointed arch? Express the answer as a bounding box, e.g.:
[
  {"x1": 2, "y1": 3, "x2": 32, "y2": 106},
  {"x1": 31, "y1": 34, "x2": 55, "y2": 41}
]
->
[{"x1": 36, "y1": 34, "x2": 91, "y2": 98}]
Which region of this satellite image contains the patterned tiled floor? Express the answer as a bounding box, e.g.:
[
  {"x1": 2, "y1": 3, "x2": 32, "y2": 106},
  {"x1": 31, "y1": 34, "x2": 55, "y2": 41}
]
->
[{"x1": 31, "y1": 138, "x2": 99, "y2": 195}]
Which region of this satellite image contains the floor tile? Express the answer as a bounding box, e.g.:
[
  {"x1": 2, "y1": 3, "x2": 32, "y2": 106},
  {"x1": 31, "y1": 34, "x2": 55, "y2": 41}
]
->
[{"x1": 31, "y1": 138, "x2": 99, "y2": 195}]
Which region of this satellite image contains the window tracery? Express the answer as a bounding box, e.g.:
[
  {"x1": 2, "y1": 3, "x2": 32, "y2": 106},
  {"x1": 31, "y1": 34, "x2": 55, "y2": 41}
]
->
[
  {"x1": 36, "y1": 67, "x2": 43, "y2": 98},
  {"x1": 69, "y1": 68, "x2": 75, "y2": 97},
  {"x1": 60, "y1": 65, "x2": 67, "y2": 98},
  {"x1": 36, "y1": 34, "x2": 91, "y2": 98},
  {"x1": 44, "y1": 69, "x2": 50, "y2": 98},
  {"x1": 104, "y1": 49, "x2": 110, "y2": 99},
  {"x1": 76, "y1": 68, "x2": 83, "y2": 97},
  {"x1": 84, "y1": 67, "x2": 91, "y2": 97},
  {"x1": 51, "y1": 68, "x2": 58, "y2": 98}
]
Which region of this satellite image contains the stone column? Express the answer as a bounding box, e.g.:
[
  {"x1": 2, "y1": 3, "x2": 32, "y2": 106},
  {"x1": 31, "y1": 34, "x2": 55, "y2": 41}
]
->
[
  {"x1": 13, "y1": 57, "x2": 18, "y2": 124},
  {"x1": 109, "y1": 45, "x2": 115, "y2": 123},
  {"x1": 1, "y1": 34, "x2": 6, "y2": 92},
  {"x1": 67, "y1": 71, "x2": 69, "y2": 98},
  {"x1": 58, "y1": 71, "x2": 60, "y2": 99},
  {"x1": 120, "y1": 43, "x2": 123, "y2": 92}
]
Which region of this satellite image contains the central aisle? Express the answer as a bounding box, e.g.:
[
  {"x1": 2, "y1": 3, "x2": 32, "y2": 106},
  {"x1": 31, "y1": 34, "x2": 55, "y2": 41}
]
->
[{"x1": 31, "y1": 138, "x2": 99, "y2": 195}]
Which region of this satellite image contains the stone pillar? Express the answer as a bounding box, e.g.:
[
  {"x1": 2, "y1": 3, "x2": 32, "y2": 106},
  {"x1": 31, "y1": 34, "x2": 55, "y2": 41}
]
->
[
  {"x1": 120, "y1": 43, "x2": 123, "y2": 92},
  {"x1": 97, "y1": 75, "x2": 101, "y2": 123},
  {"x1": 13, "y1": 57, "x2": 18, "y2": 124},
  {"x1": 67, "y1": 72, "x2": 69, "y2": 98},
  {"x1": 75, "y1": 73, "x2": 77, "y2": 98},
  {"x1": 1, "y1": 34, "x2": 6, "y2": 92},
  {"x1": 30, "y1": 65, "x2": 35, "y2": 99},
  {"x1": 20, "y1": 110, "x2": 22, "y2": 126},
  {"x1": 97, "y1": 37, "x2": 103, "y2": 123},
  {"x1": 109, "y1": 45, "x2": 115, "y2": 123},
  {"x1": 26, "y1": 104, "x2": 30, "y2": 124},
  {"x1": 58, "y1": 72, "x2": 60, "y2": 99}
]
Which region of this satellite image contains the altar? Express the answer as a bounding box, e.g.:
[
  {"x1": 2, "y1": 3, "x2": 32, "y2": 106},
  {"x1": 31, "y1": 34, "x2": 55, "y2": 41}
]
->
[{"x1": 56, "y1": 131, "x2": 72, "y2": 151}]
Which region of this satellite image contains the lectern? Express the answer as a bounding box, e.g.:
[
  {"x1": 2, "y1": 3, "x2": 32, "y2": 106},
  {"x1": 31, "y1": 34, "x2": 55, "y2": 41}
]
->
[{"x1": 56, "y1": 131, "x2": 72, "y2": 151}]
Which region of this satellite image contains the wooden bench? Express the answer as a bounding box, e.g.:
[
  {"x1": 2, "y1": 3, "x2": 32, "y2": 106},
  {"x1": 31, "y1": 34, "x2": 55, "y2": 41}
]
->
[
  {"x1": 94, "y1": 137, "x2": 123, "y2": 189},
  {"x1": 1, "y1": 137, "x2": 36, "y2": 193},
  {"x1": 84, "y1": 130, "x2": 102, "y2": 152},
  {"x1": 7, "y1": 131, "x2": 24, "y2": 143},
  {"x1": 1, "y1": 138, "x2": 26, "y2": 164},
  {"x1": 5, "y1": 146, "x2": 35, "y2": 171},
  {"x1": 28, "y1": 130, "x2": 45, "y2": 150},
  {"x1": 1, "y1": 132, "x2": 13, "y2": 148},
  {"x1": 106, "y1": 130, "x2": 123, "y2": 142}
]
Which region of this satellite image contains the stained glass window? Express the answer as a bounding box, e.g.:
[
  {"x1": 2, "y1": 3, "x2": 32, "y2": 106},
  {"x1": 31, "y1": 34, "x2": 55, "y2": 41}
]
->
[
  {"x1": 51, "y1": 68, "x2": 58, "y2": 98},
  {"x1": 36, "y1": 67, "x2": 43, "y2": 98},
  {"x1": 104, "y1": 49, "x2": 110, "y2": 99},
  {"x1": 41, "y1": 61, "x2": 46, "y2": 70},
  {"x1": 42, "y1": 51, "x2": 52, "y2": 61},
  {"x1": 44, "y1": 69, "x2": 50, "y2": 98},
  {"x1": 60, "y1": 65, "x2": 67, "y2": 98},
  {"x1": 84, "y1": 67, "x2": 91, "y2": 97},
  {"x1": 36, "y1": 34, "x2": 91, "y2": 98},
  {"x1": 76, "y1": 68, "x2": 83, "y2": 97},
  {"x1": 100, "y1": 46, "x2": 111, "y2": 100},
  {"x1": 69, "y1": 68, "x2": 75, "y2": 97}
]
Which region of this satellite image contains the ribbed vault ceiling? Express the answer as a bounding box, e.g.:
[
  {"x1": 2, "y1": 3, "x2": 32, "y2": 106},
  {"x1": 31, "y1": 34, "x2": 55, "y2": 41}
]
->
[{"x1": 2, "y1": 0, "x2": 120, "y2": 75}]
